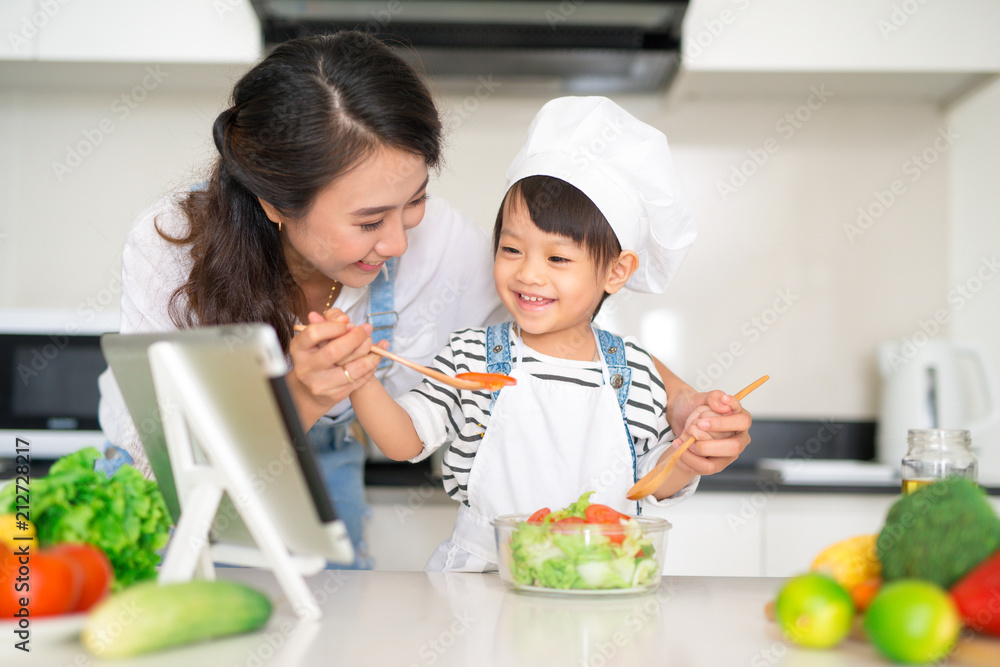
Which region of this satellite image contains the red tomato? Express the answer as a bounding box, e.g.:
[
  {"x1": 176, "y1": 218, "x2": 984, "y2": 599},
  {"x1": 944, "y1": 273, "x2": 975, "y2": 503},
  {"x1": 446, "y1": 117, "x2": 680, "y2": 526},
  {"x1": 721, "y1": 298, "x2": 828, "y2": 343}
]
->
[
  {"x1": 550, "y1": 516, "x2": 585, "y2": 534},
  {"x1": 951, "y1": 547, "x2": 1000, "y2": 635},
  {"x1": 527, "y1": 508, "x2": 551, "y2": 523},
  {"x1": 47, "y1": 543, "x2": 114, "y2": 612},
  {"x1": 584, "y1": 504, "x2": 629, "y2": 525},
  {"x1": 584, "y1": 505, "x2": 629, "y2": 544},
  {"x1": 0, "y1": 548, "x2": 80, "y2": 617}
]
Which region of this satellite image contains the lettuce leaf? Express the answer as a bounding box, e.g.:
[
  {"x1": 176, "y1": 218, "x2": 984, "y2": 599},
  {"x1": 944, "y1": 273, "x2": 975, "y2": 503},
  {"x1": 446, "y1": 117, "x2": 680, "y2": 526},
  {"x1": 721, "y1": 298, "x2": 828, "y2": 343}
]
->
[{"x1": 0, "y1": 447, "x2": 171, "y2": 590}]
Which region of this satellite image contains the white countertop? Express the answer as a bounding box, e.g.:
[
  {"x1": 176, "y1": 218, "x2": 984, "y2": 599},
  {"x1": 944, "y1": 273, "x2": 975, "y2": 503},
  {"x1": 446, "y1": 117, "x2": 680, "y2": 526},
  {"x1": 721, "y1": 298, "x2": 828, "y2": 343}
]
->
[{"x1": 7, "y1": 569, "x2": 964, "y2": 667}]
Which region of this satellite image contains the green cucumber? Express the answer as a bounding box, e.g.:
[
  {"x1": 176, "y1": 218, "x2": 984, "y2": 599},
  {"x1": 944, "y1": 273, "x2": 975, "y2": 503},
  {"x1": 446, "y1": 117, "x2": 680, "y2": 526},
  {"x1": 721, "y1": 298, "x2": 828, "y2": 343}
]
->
[{"x1": 81, "y1": 580, "x2": 273, "y2": 658}]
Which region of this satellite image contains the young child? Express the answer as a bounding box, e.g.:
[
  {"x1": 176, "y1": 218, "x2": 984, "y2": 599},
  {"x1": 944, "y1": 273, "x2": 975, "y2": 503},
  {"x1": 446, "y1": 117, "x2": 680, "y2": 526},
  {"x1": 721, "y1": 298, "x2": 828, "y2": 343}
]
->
[{"x1": 346, "y1": 97, "x2": 709, "y2": 571}]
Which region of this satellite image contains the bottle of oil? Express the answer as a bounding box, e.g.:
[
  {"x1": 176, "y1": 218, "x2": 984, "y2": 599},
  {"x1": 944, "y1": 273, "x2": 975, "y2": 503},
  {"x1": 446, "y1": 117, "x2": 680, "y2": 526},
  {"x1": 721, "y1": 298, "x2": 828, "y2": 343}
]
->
[{"x1": 901, "y1": 429, "x2": 977, "y2": 493}]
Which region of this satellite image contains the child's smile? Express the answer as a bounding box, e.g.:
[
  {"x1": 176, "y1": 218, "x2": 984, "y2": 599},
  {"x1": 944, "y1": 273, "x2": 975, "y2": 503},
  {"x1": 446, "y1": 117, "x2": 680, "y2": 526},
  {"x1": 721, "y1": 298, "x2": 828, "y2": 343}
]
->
[
  {"x1": 515, "y1": 291, "x2": 556, "y2": 310},
  {"x1": 493, "y1": 196, "x2": 612, "y2": 359}
]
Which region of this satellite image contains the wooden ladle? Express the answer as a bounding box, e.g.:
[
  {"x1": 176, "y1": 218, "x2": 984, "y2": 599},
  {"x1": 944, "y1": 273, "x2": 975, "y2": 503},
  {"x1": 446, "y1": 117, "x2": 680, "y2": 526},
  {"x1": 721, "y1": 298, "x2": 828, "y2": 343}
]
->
[
  {"x1": 626, "y1": 375, "x2": 770, "y2": 500},
  {"x1": 293, "y1": 324, "x2": 516, "y2": 391}
]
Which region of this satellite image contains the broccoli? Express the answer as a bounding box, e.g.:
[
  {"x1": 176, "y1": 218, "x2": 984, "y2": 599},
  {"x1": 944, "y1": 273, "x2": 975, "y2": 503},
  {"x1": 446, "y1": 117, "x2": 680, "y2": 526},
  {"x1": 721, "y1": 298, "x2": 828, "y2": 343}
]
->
[{"x1": 877, "y1": 477, "x2": 1000, "y2": 589}]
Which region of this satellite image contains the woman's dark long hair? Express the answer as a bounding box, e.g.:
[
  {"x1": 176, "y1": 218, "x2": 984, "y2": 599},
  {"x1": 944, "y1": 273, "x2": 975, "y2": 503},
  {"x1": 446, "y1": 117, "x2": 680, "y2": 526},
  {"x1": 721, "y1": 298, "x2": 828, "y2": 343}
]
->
[{"x1": 161, "y1": 31, "x2": 442, "y2": 351}]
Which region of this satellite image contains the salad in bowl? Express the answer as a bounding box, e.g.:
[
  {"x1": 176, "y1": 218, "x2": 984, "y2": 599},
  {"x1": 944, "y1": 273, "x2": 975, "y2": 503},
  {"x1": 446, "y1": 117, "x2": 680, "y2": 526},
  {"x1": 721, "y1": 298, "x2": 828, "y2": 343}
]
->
[{"x1": 493, "y1": 492, "x2": 670, "y2": 595}]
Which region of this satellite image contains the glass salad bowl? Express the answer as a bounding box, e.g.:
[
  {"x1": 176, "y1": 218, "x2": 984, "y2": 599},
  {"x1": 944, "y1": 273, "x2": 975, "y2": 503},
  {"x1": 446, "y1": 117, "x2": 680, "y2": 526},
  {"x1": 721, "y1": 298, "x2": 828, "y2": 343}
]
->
[{"x1": 493, "y1": 513, "x2": 671, "y2": 596}]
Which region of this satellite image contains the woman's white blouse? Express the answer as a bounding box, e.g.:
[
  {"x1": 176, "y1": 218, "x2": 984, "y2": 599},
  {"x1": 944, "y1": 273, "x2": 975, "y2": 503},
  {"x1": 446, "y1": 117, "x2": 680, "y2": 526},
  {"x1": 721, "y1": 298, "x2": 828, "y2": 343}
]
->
[{"x1": 97, "y1": 192, "x2": 504, "y2": 472}]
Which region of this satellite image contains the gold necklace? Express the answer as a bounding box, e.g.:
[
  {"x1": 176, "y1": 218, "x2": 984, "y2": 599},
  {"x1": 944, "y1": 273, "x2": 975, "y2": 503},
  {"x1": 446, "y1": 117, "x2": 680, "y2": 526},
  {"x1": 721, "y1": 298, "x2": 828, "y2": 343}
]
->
[{"x1": 324, "y1": 281, "x2": 341, "y2": 311}]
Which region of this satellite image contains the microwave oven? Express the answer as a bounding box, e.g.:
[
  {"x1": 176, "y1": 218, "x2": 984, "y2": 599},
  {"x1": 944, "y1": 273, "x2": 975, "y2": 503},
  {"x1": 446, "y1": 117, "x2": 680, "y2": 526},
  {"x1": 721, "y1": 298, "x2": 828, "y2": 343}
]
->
[{"x1": 0, "y1": 309, "x2": 119, "y2": 460}]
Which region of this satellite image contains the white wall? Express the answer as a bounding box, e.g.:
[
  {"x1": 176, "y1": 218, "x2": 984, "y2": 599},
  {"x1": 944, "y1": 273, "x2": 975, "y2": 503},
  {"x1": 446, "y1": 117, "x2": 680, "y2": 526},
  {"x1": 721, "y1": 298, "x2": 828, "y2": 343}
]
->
[
  {"x1": 0, "y1": 75, "x2": 961, "y2": 421},
  {"x1": 433, "y1": 91, "x2": 952, "y2": 421},
  {"x1": 948, "y1": 77, "x2": 1000, "y2": 482}
]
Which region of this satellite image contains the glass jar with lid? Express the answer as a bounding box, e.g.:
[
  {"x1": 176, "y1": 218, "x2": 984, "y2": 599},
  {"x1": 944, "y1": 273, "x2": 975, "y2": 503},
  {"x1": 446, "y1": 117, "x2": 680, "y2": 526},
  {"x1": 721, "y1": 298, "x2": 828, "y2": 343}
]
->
[{"x1": 901, "y1": 429, "x2": 978, "y2": 493}]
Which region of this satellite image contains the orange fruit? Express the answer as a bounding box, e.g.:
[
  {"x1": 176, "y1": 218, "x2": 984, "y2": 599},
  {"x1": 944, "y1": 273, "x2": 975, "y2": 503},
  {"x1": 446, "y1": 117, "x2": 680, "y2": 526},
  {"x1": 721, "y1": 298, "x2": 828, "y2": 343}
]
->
[
  {"x1": 849, "y1": 577, "x2": 881, "y2": 612},
  {"x1": 863, "y1": 579, "x2": 960, "y2": 664},
  {"x1": 775, "y1": 573, "x2": 854, "y2": 648},
  {"x1": 0, "y1": 514, "x2": 38, "y2": 552}
]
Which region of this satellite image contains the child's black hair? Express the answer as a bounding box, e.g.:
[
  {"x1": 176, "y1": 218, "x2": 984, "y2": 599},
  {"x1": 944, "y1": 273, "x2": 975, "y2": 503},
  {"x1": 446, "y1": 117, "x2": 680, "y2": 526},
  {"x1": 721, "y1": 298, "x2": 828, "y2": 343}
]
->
[{"x1": 493, "y1": 175, "x2": 622, "y2": 317}]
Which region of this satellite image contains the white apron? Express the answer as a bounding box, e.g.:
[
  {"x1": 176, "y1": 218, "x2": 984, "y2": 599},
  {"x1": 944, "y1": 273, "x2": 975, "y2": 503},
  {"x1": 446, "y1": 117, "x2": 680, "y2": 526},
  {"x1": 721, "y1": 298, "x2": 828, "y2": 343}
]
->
[{"x1": 426, "y1": 326, "x2": 639, "y2": 571}]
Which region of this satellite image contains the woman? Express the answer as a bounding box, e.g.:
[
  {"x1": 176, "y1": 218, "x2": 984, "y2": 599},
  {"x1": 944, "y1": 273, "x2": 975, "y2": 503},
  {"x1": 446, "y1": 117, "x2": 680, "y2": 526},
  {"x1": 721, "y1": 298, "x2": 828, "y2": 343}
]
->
[{"x1": 98, "y1": 31, "x2": 752, "y2": 568}]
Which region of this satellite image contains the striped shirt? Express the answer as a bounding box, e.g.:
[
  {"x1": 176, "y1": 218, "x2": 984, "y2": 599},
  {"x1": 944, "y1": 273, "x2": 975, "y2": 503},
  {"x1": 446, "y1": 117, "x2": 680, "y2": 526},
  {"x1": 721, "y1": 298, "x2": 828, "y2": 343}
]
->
[{"x1": 397, "y1": 326, "x2": 697, "y2": 507}]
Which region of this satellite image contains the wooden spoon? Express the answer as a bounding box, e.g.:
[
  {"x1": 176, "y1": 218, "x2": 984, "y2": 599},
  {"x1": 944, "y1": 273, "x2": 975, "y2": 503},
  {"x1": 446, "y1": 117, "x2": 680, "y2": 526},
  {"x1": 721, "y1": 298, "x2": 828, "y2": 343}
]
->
[
  {"x1": 369, "y1": 347, "x2": 516, "y2": 391},
  {"x1": 293, "y1": 324, "x2": 516, "y2": 391},
  {"x1": 626, "y1": 375, "x2": 769, "y2": 500}
]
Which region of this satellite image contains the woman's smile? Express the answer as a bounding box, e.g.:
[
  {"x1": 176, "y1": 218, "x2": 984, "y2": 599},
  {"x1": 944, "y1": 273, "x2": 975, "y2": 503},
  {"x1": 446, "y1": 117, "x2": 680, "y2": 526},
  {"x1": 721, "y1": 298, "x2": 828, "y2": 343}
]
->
[{"x1": 355, "y1": 259, "x2": 386, "y2": 273}]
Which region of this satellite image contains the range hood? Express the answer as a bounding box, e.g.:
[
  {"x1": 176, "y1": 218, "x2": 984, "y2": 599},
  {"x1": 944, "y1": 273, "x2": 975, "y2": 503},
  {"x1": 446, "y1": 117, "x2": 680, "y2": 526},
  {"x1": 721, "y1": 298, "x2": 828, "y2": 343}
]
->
[{"x1": 249, "y1": 1, "x2": 689, "y2": 93}]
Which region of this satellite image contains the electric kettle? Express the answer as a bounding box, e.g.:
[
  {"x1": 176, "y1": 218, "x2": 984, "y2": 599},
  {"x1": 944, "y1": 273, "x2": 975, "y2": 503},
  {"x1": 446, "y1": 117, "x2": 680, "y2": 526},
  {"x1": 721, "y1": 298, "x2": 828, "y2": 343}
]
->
[{"x1": 876, "y1": 340, "x2": 1000, "y2": 469}]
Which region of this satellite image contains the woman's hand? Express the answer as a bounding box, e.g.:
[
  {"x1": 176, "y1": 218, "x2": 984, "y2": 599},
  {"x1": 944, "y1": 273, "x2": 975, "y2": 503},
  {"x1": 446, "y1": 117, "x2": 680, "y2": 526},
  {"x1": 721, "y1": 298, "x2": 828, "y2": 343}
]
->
[
  {"x1": 285, "y1": 309, "x2": 386, "y2": 429},
  {"x1": 668, "y1": 389, "x2": 753, "y2": 476}
]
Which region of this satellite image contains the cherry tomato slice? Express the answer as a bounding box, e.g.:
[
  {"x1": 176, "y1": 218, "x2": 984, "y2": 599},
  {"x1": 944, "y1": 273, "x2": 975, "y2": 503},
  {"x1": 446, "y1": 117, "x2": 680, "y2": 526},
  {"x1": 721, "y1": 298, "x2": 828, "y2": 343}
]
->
[
  {"x1": 554, "y1": 516, "x2": 585, "y2": 524},
  {"x1": 585, "y1": 504, "x2": 629, "y2": 544},
  {"x1": 47, "y1": 543, "x2": 114, "y2": 612},
  {"x1": 527, "y1": 508, "x2": 551, "y2": 523},
  {"x1": 584, "y1": 504, "x2": 629, "y2": 525},
  {"x1": 0, "y1": 548, "x2": 80, "y2": 618},
  {"x1": 455, "y1": 372, "x2": 517, "y2": 390}
]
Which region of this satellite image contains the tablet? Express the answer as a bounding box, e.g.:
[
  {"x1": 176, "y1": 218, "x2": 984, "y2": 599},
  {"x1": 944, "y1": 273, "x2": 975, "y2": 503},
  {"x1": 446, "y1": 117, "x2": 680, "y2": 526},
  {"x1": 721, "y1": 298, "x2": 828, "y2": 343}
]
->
[{"x1": 100, "y1": 324, "x2": 354, "y2": 565}]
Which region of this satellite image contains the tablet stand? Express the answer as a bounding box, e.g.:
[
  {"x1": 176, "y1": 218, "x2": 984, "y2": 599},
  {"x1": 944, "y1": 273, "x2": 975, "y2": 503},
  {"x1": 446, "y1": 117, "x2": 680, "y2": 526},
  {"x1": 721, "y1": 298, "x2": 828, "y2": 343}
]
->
[{"x1": 148, "y1": 340, "x2": 325, "y2": 621}]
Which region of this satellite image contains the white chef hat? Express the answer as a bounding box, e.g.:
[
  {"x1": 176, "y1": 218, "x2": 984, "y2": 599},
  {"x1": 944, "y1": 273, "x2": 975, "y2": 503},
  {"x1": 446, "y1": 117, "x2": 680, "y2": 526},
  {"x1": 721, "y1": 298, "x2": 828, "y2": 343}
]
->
[{"x1": 505, "y1": 96, "x2": 696, "y2": 293}]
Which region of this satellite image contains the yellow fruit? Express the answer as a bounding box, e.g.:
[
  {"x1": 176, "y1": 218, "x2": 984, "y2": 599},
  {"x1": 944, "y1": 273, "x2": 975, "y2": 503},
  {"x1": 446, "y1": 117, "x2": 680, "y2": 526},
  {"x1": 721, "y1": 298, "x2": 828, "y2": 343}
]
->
[
  {"x1": 811, "y1": 534, "x2": 881, "y2": 590},
  {"x1": 775, "y1": 573, "x2": 855, "y2": 649},
  {"x1": 0, "y1": 513, "x2": 39, "y2": 552},
  {"x1": 863, "y1": 579, "x2": 960, "y2": 664}
]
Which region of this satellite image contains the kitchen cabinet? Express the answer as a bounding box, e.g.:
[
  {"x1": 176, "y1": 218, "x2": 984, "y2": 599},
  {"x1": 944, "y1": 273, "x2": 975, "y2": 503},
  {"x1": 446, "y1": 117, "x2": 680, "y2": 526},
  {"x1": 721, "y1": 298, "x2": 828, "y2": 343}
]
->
[
  {"x1": 0, "y1": 0, "x2": 261, "y2": 65},
  {"x1": 643, "y1": 492, "x2": 764, "y2": 577},
  {"x1": 367, "y1": 487, "x2": 458, "y2": 571},
  {"x1": 762, "y1": 493, "x2": 897, "y2": 577},
  {"x1": 365, "y1": 487, "x2": 767, "y2": 575},
  {"x1": 368, "y1": 487, "x2": 907, "y2": 577},
  {"x1": 673, "y1": 0, "x2": 1000, "y2": 103}
]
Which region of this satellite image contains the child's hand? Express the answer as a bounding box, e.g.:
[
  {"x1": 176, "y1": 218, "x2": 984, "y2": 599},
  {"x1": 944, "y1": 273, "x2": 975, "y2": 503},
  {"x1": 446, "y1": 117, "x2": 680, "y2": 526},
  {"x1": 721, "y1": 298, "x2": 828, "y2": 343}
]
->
[{"x1": 668, "y1": 389, "x2": 752, "y2": 476}]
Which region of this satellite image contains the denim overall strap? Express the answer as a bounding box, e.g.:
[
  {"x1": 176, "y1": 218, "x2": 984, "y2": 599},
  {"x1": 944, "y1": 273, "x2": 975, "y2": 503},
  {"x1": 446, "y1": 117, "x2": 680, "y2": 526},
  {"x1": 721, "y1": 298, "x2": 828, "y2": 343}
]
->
[
  {"x1": 367, "y1": 258, "x2": 398, "y2": 369},
  {"x1": 485, "y1": 322, "x2": 513, "y2": 410},
  {"x1": 595, "y1": 328, "x2": 640, "y2": 514}
]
